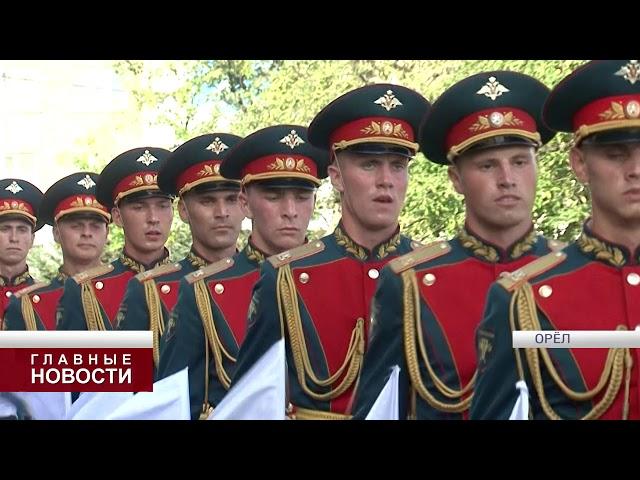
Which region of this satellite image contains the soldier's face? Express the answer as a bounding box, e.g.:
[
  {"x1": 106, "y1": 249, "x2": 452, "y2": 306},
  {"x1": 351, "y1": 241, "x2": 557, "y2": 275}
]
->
[
  {"x1": 329, "y1": 151, "x2": 409, "y2": 231},
  {"x1": 112, "y1": 196, "x2": 173, "y2": 255},
  {"x1": 0, "y1": 219, "x2": 34, "y2": 266},
  {"x1": 53, "y1": 215, "x2": 108, "y2": 264},
  {"x1": 449, "y1": 145, "x2": 537, "y2": 231},
  {"x1": 240, "y1": 185, "x2": 315, "y2": 256},
  {"x1": 571, "y1": 142, "x2": 640, "y2": 225},
  {"x1": 179, "y1": 189, "x2": 244, "y2": 254}
]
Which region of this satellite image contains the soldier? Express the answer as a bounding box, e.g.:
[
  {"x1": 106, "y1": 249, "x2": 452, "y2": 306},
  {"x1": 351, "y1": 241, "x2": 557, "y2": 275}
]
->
[
  {"x1": 4, "y1": 172, "x2": 110, "y2": 330},
  {"x1": 471, "y1": 60, "x2": 640, "y2": 420},
  {"x1": 56, "y1": 147, "x2": 173, "y2": 331},
  {"x1": 230, "y1": 84, "x2": 430, "y2": 419},
  {"x1": 117, "y1": 134, "x2": 245, "y2": 371},
  {"x1": 157, "y1": 125, "x2": 328, "y2": 419},
  {"x1": 352, "y1": 71, "x2": 561, "y2": 420},
  {"x1": 0, "y1": 178, "x2": 43, "y2": 328}
]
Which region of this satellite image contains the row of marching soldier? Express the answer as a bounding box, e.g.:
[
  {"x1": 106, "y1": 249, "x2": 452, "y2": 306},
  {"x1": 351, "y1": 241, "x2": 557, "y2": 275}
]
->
[{"x1": 1, "y1": 60, "x2": 639, "y2": 420}]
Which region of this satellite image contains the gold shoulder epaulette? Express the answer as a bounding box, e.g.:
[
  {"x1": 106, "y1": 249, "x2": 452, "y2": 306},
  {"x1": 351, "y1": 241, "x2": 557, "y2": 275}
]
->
[
  {"x1": 13, "y1": 282, "x2": 50, "y2": 299},
  {"x1": 389, "y1": 240, "x2": 451, "y2": 274},
  {"x1": 268, "y1": 240, "x2": 325, "y2": 268},
  {"x1": 135, "y1": 262, "x2": 182, "y2": 282},
  {"x1": 497, "y1": 251, "x2": 567, "y2": 292},
  {"x1": 186, "y1": 257, "x2": 235, "y2": 285},
  {"x1": 547, "y1": 238, "x2": 567, "y2": 252},
  {"x1": 72, "y1": 264, "x2": 115, "y2": 284}
]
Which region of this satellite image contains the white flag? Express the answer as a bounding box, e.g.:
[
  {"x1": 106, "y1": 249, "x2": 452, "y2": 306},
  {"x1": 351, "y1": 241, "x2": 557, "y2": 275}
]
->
[
  {"x1": 508, "y1": 380, "x2": 530, "y2": 420},
  {"x1": 104, "y1": 368, "x2": 190, "y2": 420},
  {"x1": 66, "y1": 391, "x2": 134, "y2": 420},
  {"x1": 0, "y1": 392, "x2": 71, "y2": 420},
  {"x1": 211, "y1": 338, "x2": 286, "y2": 420},
  {"x1": 365, "y1": 365, "x2": 400, "y2": 420}
]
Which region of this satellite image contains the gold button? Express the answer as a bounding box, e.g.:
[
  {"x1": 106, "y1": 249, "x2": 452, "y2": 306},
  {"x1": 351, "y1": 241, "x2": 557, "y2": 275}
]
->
[
  {"x1": 538, "y1": 285, "x2": 553, "y2": 298},
  {"x1": 160, "y1": 284, "x2": 171, "y2": 294},
  {"x1": 5, "y1": 291, "x2": 12, "y2": 298},
  {"x1": 32, "y1": 294, "x2": 40, "y2": 304},
  {"x1": 95, "y1": 281, "x2": 104, "y2": 290},
  {"x1": 423, "y1": 273, "x2": 436, "y2": 286},
  {"x1": 299, "y1": 272, "x2": 309, "y2": 284},
  {"x1": 214, "y1": 283, "x2": 224, "y2": 294},
  {"x1": 368, "y1": 268, "x2": 379, "y2": 280},
  {"x1": 627, "y1": 273, "x2": 640, "y2": 286}
]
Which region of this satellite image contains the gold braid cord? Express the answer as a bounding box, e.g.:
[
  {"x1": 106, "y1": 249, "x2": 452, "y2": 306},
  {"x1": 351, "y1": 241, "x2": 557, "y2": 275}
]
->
[
  {"x1": 143, "y1": 280, "x2": 164, "y2": 368},
  {"x1": 277, "y1": 265, "x2": 365, "y2": 401},
  {"x1": 81, "y1": 283, "x2": 107, "y2": 331},
  {"x1": 198, "y1": 335, "x2": 214, "y2": 420},
  {"x1": 510, "y1": 282, "x2": 632, "y2": 420},
  {"x1": 21, "y1": 296, "x2": 38, "y2": 331},
  {"x1": 194, "y1": 279, "x2": 235, "y2": 390},
  {"x1": 402, "y1": 270, "x2": 475, "y2": 413}
]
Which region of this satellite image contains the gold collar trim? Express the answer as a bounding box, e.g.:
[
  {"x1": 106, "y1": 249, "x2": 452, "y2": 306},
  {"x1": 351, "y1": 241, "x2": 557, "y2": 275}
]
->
[
  {"x1": 244, "y1": 240, "x2": 266, "y2": 265},
  {"x1": 576, "y1": 229, "x2": 627, "y2": 267},
  {"x1": 457, "y1": 226, "x2": 537, "y2": 263},
  {"x1": 333, "y1": 224, "x2": 401, "y2": 261},
  {"x1": 119, "y1": 249, "x2": 171, "y2": 273},
  {"x1": 187, "y1": 250, "x2": 209, "y2": 269},
  {"x1": 0, "y1": 268, "x2": 32, "y2": 287}
]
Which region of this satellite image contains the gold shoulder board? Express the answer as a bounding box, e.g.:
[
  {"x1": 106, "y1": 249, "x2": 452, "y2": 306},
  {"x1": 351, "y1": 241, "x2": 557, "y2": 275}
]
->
[
  {"x1": 13, "y1": 282, "x2": 50, "y2": 298},
  {"x1": 186, "y1": 257, "x2": 235, "y2": 285},
  {"x1": 135, "y1": 262, "x2": 182, "y2": 282},
  {"x1": 497, "y1": 251, "x2": 567, "y2": 292},
  {"x1": 267, "y1": 240, "x2": 325, "y2": 268},
  {"x1": 389, "y1": 240, "x2": 452, "y2": 274},
  {"x1": 72, "y1": 264, "x2": 115, "y2": 284}
]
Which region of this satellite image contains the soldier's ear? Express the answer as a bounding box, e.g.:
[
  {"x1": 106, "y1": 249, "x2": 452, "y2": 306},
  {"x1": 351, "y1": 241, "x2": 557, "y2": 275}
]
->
[
  {"x1": 570, "y1": 147, "x2": 589, "y2": 185},
  {"x1": 177, "y1": 198, "x2": 190, "y2": 224},
  {"x1": 239, "y1": 189, "x2": 252, "y2": 219},
  {"x1": 447, "y1": 165, "x2": 464, "y2": 195},
  {"x1": 111, "y1": 206, "x2": 124, "y2": 228},
  {"x1": 52, "y1": 225, "x2": 61, "y2": 244},
  {"x1": 327, "y1": 162, "x2": 344, "y2": 194}
]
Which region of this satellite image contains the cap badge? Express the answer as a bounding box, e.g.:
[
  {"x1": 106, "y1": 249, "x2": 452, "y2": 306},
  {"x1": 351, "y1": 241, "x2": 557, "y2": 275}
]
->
[
  {"x1": 470, "y1": 111, "x2": 523, "y2": 132},
  {"x1": 77, "y1": 175, "x2": 96, "y2": 190},
  {"x1": 206, "y1": 137, "x2": 229, "y2": 155},
  {"x1": 137, "y1": 150, "x2": 159, "y2": 166},
  {"x1": 268, "y1": 157, "x2": 311, "y2": 173},
  {"x1": 598, "y1": 101, "x2": 640, "y2": 121},
  {"x1": 626, "y1": 100, "x2": 640, "y2": 119},
  {"x1": 129, "y1": 174, "x2": 158, "y2": 187},
  {"x1": 361, "y1": 120, "x2": 409, "y2": 139},
  {"x1": 476, "y1": 76, "x2": 510, "y2": 101},
  {"x1": 198, "y1": 163, "x2": 221, "y2": 177},
  {"x1": 5, "y1": 181, "x2": 23, "y2": 195},
  {"x1": 280, "y1": 130, "x2": 305, "y2": 149},
  {"x1": 615, "y1": 60, "x2": 640, "y2": 85},
  {"x1": 374, "y1": 90, "x2": 403, "y2": 111}
]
